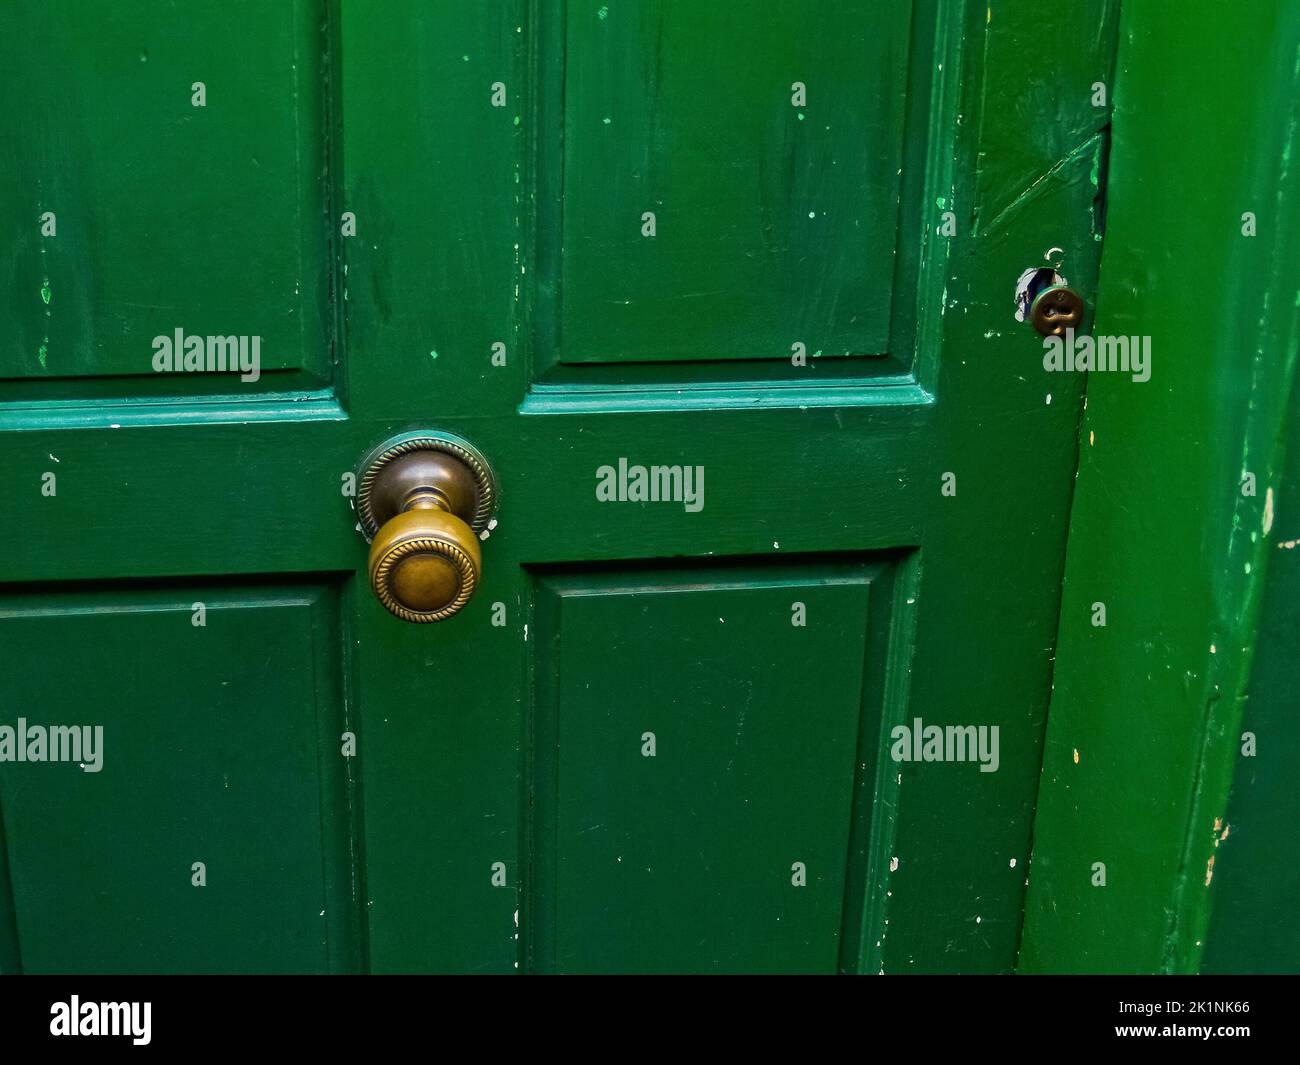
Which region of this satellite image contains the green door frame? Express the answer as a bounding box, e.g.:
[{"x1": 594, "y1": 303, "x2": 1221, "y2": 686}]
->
[{"x1": 1019, "y1": 1, "x2": 1300, "y2": 974}]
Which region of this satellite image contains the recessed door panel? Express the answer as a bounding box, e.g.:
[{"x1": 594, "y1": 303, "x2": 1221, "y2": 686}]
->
[
  {"x1": 528, "y1": 559, "x2": 900, "y2": 973},
  {"x1": 0, "y1": 0, "x2": 334, "y2": 400},
  {"x1": 0, "y1": 583, "x2": 356, "y2": 974},
  {"x1": 553, "y1": 1, "x2": 912, "y2": 367}
]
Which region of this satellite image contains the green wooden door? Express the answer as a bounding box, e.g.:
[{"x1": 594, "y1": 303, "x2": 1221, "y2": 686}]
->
[{"x1": 0, "y1": 1, "x2": 1115, "y2": 974}]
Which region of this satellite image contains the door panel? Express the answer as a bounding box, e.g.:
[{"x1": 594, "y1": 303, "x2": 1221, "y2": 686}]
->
[
  {"x1": 0, "y1": 0, "x2": 333, "y2": 398},
  {"x1": 529, "y1": 559, "x2": 894, "y2": 974},
  {"x1": 0, "y1": 584, "x2": 355, "y2": 974},
  {"x1": 0, "y1": 0, "x2": 1116, "y2": 973},
  {"x1": 554, "y1": 2, "x2": 910, "y2": 365}
]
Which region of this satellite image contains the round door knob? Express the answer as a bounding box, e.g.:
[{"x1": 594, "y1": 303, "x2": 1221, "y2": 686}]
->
[
  {"x1": 356, "y1": 433, "x2": 498, "y2": 623},
  {"x1": 368, "y1": 501, "x2": 481, "y2": 620}
]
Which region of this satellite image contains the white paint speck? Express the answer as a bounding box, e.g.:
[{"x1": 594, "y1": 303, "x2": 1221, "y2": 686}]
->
[{"x1": 1264, "y1": 486, "x2": 1275, "y2": 535}]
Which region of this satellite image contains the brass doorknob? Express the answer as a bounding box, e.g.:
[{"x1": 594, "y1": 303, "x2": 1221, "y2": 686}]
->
[{"x1": 356, "y1": 433, "x2": 498, "y2": 623}]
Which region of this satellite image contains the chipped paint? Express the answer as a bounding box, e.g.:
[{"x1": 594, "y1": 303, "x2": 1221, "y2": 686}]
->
[{"x1": 1014, "y1": 266, "x2": 1065, "y2": 322}]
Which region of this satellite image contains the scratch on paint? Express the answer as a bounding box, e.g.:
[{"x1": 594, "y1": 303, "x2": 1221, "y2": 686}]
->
[
  {"x1": 977, "y1": 133, "x2": 1106, "y2": 236},
  {"x1": 38, "y1": 276, "x2": 51, "y2": 368}
]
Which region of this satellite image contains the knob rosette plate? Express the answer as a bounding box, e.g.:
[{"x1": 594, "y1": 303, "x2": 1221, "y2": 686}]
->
[{"x1": 355, "y1": 431, "x2": 498, "y2": 623}]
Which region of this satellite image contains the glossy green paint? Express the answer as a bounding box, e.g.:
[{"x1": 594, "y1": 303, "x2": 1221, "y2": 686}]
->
[
  {"x1": 0, "y1": 586, "x2": 357, "y2": 974},
  {"x1": 529, "y1": 559, "x2": 890, "y2": 974},
  {"x1": 555, "y1": 3, "x2": 909, "y2": 365},
  {"x1": 1019, "y1": 1, "x2": 1300, "y2": 974},
  {"x1": 1202, "y1": 382, "x2": 1300, "y2": 974},
  {"x1": 2, "y1": 1, "x2": 1115, "y2": 973},
  {"x1": 0, "y1": 1, "x2": 335, "y2": 402}
]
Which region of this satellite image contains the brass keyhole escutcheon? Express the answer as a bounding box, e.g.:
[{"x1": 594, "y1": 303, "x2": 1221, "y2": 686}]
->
[
  {"x1": 355, "y1": 432, "x2": 498, "y2": 623},
  {"x1": 1029, "y1": 284, "x2": 1086, "y2": 337}
]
